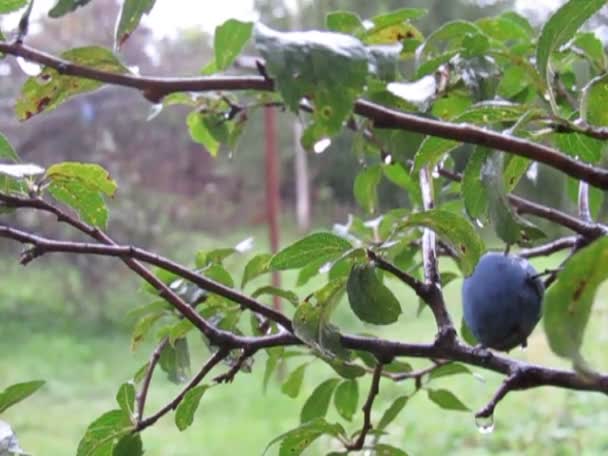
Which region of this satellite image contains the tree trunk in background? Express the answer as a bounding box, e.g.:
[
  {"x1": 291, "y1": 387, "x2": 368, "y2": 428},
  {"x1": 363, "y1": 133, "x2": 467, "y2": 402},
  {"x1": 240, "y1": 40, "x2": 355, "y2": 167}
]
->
[{"x1": 291, "y1": 0, "x2": 311, "y2": 233}]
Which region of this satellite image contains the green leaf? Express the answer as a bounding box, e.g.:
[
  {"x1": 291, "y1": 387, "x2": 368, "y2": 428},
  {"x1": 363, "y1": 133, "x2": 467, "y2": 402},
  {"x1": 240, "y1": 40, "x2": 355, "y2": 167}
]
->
[
  {"x1": 481, "y1": 152, "x2": 545, "y2": 246},
  {"x1": 418, "y1": 20, "x2": 479, "y2": 57},
  {"x1": 354, "y1": 164, "x2": 382, "y2": 213},
  {"x1": 159, "y1": 338, "x2": 190, "y2": 384},
  {"x1": 241, "y1": 253, "x2": 272, "y2": 288},
  {"x1": 263, "y1": 347, "x2": 283, "y2": 391},
  {"x1": 113, "y1": 433, "x2": 143, "y2": 456},
  {"x1": 462, "y1": 149, "x2": 488, "y2": 220},
  {"x1": 186, "y1": 111, "x2": 221, "y2": 157},
  {"x1": 203, "y1": 263, "x2": 234, "y2": 288},
  {"x1": 175, "y1": 385, "x2": 208, "y2": 431},
  {"x1": 281, "y1": 363, "x2": 308, "y2": 398},
  {"x1": 582, "y1": 73, "x2": 608, "y2": 127},
  {"x1": 460, "y1": 317, "x2": 478, "y2": 346},
  {"x1": 375, "y1": 444, "x2": 409, "y2": 456},
  {"x1": 0, "y1": 380, "x2": 45, "y2": 413},
  {"x1": 325, "y1": 358, "x2": 366, "y2": 379},
  {"x1": 46, "y1": 162, "x2": 117, "y2": 196},
  {"x1": 16, "y1": 47, "x2": 129, "y2": 120},
  {"x1": 47, "y1": 162, "x2": 115, "y2": 228},
  {"x1": 254, "y1": 24, "x2": 368, "y2": 145},
  {"x1": 503, "y1": 155, "x2": 531, "y2": 192},
  {"x1": 263, "y1": 418, "x2": 344, "y2": 456},
  {"x1": 571, "y1": 32, "x2": 606, "y2": 71},
  {"x1": 293, "y1": 279, "x2": 348, "y2": 357},
  {"x1": 300, "y1": 378, "x2": 340, "y2": 423},
  {"x1": 0, "y1": 0, "x2": 26, "y2": 13},
  {"x1": 429, "y1": 363, "x2": 472, "y2": 381},
  {"x1": 362, "y1": 11, "x2": 423, "y2": 45},
  {"x1": 377, "y1": 395, "x2": 408, "y2": 431},
  {"x1": 346, "y1": 264, "x2": 402, "y2": 325},
  {"x1": 383, "y1": 163, "x2": 422, "y2": 205},
  {"x1": 333, "y1": 379, "x2": 358, "y2": 421},
  {"x1": 325, "y1": 11, "x2": 363, "y2": 34},
  {"x1": 195, "y1": 248, "x2": 236, "y2": 267},
  {"x1": 213, "y1": 19, "x2": 253, "y2": 71},
  {"x1": 76, "y1": 410, "x2": 132, "y2": 456},
  {"x1": 537, "y1": 0, "x2": 605, "y2": 97},
  {"x1": 0, "y1": 133, "x2": 20, "y2": 162},
  {"x1": 48, "y1": 0, "x2": 93, "y2": 17},
  {"x1": 427, "y1": 389, "x2": 470, "y2": 411},
  {"x1": 270, "y1": 232, "x2": 352, "y2": 271},
  {"x1": 553, "y1": 131, "x2": 602, "y2": 163},
  {"x1": 252, "y1": 285, "x2": 299, "y2": 307},
  {"x1": 400, "y1": 210, "x2": 484, "y2": 276},
  {"x1": 544, "y1": 237, "x2": 608, "y2": 360},
  {"x1": 130, "y1": 311, "x2": 164, "y2": 351},
  {"x1": 115, "y1": 382, "x2": 135, "y2": 419},
  {"x1": 115, "y1": 0, "x2": 156, "y2": 49},
  {"x1": 476, "y1": 14, "x2": 532, "y2": 42}
]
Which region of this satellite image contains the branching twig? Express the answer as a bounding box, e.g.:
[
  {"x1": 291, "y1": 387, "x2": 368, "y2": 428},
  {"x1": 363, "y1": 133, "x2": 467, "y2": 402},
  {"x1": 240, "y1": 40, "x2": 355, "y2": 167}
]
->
[
  {"x1": 367, "y1": 249, "x2": 426, "y2": 298},
  {"x1": 136, "y1": 338, "x2": 169, "y2": 424},
  {"x1": 213, "y1": 348, "x2": 257, "y2": 383},
  {"x1": 136, "y1": 348, "x2": 229, "y2": 431},
  {"x1": 518, "y1": 236, "x2": 578, "y2": 258},
  {"x1": 346, "y1": 363, "x2": 383, "y2": 451},
  {"x1": 475, "y1": 372, "x2": 523, "y2": 419},
  {"x1": 419, "y1": 167, "x2": 454, "y2": 339}
]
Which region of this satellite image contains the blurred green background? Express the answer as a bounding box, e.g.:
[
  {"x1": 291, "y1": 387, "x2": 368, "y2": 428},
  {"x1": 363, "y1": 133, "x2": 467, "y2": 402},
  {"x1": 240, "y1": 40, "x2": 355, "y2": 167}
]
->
[{"x1": 1, "y1": 0, "x2": 608, "y2": 455}]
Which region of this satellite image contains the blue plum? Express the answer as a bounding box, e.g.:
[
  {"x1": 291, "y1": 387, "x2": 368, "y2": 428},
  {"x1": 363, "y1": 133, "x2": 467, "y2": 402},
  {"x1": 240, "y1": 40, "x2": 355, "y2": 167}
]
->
[{"x1": 462, "y1": 252, "x2": 544, "y2": 351}]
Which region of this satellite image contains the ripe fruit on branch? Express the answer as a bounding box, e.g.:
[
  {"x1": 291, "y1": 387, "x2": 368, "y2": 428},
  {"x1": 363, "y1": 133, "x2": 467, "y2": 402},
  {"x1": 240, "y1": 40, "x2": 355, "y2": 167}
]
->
[{"x1": 462, "y1": 252, "x2": 544, "y2": 351}]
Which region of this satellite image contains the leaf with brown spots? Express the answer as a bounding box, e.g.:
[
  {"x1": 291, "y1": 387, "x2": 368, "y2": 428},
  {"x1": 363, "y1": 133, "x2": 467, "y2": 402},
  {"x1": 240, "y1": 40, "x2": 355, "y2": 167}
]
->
[
  {"x1": 544, "y1": 237, "x2": 608, "y2": 361},
  {"x1": 16, "y1": 46, "x2": 129, "y2": 121}
]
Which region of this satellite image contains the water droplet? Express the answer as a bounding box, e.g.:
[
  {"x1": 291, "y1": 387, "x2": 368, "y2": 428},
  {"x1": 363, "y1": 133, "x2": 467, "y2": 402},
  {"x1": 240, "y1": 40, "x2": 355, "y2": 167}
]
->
[
  {"x1": 475, "y1": 415, "x2": 495, "y2": 434},
  {"x1": 475, "y1": 219, "x2": 485, "y2": 228},
  {"x1": 16, "y1": 57, "x2": 41, "y2": 76},
  {"x1": 431, "y1": 167, "x2": 440, "y2": 178},
  {"x1": 319, "y1": 262, "x2": 332, "y2": 274},
  {"x1": 519, "y1": 344, "x2": 527, "y2": 352},
  {"x1": 228, "y1": 150, "x2": 234, "y2": 160},
  {"x1": 383, "y1": 154, "x2": 393, "y2": 165},
  {"x1": 146, "y1": 103, "x2": 163, "y2": 121},
  {"x1": 313, "y1": 138, "x2": 331, "y2": 154}
]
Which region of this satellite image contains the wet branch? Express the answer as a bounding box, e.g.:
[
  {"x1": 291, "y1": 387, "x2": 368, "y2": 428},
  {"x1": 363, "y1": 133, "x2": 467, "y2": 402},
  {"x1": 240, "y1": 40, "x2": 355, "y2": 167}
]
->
[
  {"x1": 346, "y1": 363, "x2": 383, "y2": 451},
  {"x1": 0, "y1": 41, "x2": 608, "y2": 189},
  {"x1": 135, "y1": 349, "x2": 229, "y2": 431},
  {"x1": 136, "y1": 338, "x2": 169, "y2": 424}
]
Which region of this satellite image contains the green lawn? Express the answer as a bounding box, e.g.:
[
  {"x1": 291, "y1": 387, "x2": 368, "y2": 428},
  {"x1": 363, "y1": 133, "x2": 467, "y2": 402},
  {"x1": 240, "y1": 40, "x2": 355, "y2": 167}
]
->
[{"x1": 1, "y1": 252, "x2": 608, "y2": 455}]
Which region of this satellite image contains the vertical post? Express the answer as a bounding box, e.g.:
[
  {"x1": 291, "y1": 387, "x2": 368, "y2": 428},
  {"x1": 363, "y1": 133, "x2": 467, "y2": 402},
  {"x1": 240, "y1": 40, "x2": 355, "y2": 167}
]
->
[{"x1": 264, "y1": 106, "x2": 281, "y2": 310}]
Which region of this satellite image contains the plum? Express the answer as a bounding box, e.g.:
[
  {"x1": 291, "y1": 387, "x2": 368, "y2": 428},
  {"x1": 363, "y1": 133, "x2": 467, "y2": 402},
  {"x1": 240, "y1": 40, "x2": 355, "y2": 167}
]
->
[{"x1": 462, "y1": 252, "x2": 544, "y2": 351}]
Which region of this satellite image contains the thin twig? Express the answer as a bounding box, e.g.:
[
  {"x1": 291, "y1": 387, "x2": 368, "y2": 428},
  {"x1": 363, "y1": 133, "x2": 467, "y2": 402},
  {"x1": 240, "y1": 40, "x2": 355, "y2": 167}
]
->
[
  {"x1": 367, "y1": 249, "x2": 426, "y2": 298},
  {"x1": 346, "y1": 363, "x2": 383, "y2": 451},
  {"x1": 578, "y1": 181, "x2": 592, "y2": 223},
  {"x1": 213, "y1": 348, "x2": 257, "y2": 383},
  {"x1": 518, "y1": 236, "x2": 578, "y2": 258},
  {"x1": 136, "y1": 338, "x2": 169, "y2": 424},
  {"x1": 136, "y1": 348, "x2": 229, "y2": 431},
  {"x1": 475, "y1": 372, "x2": 522, "y2": 419}
]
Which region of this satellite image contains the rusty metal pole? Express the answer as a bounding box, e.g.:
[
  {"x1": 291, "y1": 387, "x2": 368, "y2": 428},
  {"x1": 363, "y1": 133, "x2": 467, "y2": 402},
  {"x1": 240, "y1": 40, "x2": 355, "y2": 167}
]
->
[{"x1": 264, "y1": 106, "x2": 281, "y2": 310}]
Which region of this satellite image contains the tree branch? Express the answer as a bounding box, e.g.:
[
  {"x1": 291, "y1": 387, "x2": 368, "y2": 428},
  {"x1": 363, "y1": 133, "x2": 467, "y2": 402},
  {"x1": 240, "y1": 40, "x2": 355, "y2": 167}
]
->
[
  {"x1": 419, "y1": 167, "x2": 454, "y2": 339},
  {"x1": 435, "y1": 167, "x2": 607, "y2": 239},
  {"x1": 1, "y1": 41, "x2": 607, "y2": 189},
  {"x1": 0, "y1": 194, "x2": 293, "y2": 332},
  {"x1": 367, "y1": 249, "x2": 427, "y2": 298},
  {"x1": 136, "y1": 338, "x2": 168, "y2": 424},
  {"x1": 135, "y1": 348, "x2": 229, "y2": 431},
  {"x1": 346, "y1": 362, "x2": 383, "y2": 451},
  {"x1": 518, "y1": 236, "x2": 578, "y2": 258}
]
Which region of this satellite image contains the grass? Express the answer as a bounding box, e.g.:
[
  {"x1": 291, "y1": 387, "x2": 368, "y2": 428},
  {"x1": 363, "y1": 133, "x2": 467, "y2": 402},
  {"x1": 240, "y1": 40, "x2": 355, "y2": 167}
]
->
[{"x1": 1, "y1": 250, "x2": 608, "y2": 455}]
